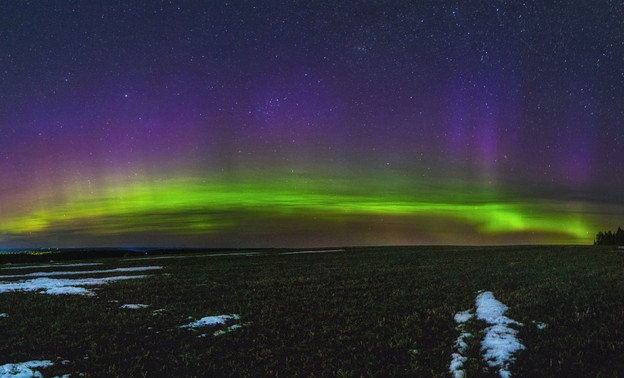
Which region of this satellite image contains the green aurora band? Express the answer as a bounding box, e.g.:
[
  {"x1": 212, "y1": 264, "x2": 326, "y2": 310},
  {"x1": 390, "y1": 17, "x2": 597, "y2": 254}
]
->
[{"x1": 0, "y1": 171, "x2": 596, "y2": 246}]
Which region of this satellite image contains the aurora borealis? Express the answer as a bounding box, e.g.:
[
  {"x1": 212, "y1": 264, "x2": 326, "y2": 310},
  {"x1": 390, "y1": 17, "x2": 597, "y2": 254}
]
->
[{"x1": 1, "y1": 2, "x2": 622, "y2": 247}]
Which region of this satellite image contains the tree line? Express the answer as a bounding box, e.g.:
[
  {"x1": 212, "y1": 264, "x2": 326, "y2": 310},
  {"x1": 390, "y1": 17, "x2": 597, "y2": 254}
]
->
[{"x1": 594, "y1": 227, "x2": 624, "y2": 246}]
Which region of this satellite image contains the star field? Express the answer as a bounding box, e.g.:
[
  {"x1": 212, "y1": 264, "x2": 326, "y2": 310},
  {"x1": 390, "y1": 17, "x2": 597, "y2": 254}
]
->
[{"x1": 0, "y1": 1, "x2": 623, "y2": 247}]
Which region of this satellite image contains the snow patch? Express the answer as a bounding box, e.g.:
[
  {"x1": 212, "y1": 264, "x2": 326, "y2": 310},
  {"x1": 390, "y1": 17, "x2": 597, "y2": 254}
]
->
[
  {"x1": 475, "y1": 292, "x2": 523, "y2": 327},
  {"x1": 181, "y1": 314, "x2": 247, "y2": 336},
  {"x1": 454, "y1": 310, "x2": 472, "y2": 324},
  {"x1": 0, "y1": 360, "x2": 53, "y2": 378},
  {"x1": 121, "y1": 304, "x2": 150, "y2": 309},
  {"x1": 449, "y1": 291, "x2": 525, "y2": 378},
  {"x1": 449, "y1": 309, "x2": 472, "y2": 378},
  {"x1": 213, "y1": 323, "x2": 244, "y2": 336},
  {"x1": 0, "y1": 275, "x2": 152, "y2": 296},
  {"x1": 0, "y1": 266, "x2": 162, "y2": 279},
  {"x1": 532, "y1": 321, "x2": 547, "y2": 330},
  {"x1": 449, "y1": 352, "x2": 467, "y2": 378},
  {"x1": 475, "y1": 292, "x2": 525, "y2": 378},
  {"x1": 481, "y1": 324, "x2": 525, "y2": 378},
  {"x1": 455, "y1": 332, "x2": 471, "y2": 352},
  {"x1": 1, "y1": 263, "x2": 103, "y2": 270},
  {"x1": 180, "y1": 314, "x2": 240, "y2": 328}
]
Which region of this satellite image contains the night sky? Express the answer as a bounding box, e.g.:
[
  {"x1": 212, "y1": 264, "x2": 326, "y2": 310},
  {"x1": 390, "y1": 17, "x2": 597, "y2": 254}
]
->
[{"x1": 1, "y1": 1, "x2": 623, "y2": 248}]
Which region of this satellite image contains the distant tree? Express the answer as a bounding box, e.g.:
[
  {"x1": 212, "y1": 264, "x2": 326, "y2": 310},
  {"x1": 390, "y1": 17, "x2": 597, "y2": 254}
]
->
[
  {"x1": 595, "y1": 227, "x2": 624, "y2": 246},
  {"x1": 594, "y1": 232, "x2": 603, "y2": 245}
]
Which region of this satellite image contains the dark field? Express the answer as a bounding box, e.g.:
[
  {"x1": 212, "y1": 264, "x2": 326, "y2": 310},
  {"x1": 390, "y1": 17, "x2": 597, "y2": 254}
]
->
[{"x1": 1, "y1": 246, "x2": 623, "y2": 377}]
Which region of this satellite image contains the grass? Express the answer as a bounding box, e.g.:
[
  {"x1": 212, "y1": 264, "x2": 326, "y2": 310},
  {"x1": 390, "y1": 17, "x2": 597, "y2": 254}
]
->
[{"x1": 1, "y1": 245, "x2": 624, "y2": 376}]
